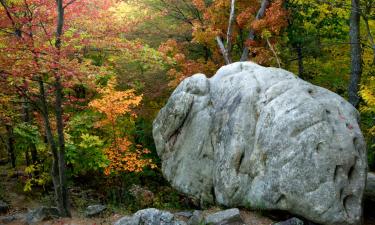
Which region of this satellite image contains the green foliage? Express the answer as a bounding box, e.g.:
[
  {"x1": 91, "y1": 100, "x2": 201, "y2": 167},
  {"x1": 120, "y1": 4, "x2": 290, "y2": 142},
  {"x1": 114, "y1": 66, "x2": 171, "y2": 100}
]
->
[
  {"x1": 66, "y1": 112, "x2": 108, "y2": 175},
  {"x1": 13, "y1": 123, "x2": 46, "y2": 155},
  {"x1": 66, "y1": 133, "x2": 108, "y2": 175},
  {"x1": 23, "y1": 164, "x2": 50, "y2": 192}
]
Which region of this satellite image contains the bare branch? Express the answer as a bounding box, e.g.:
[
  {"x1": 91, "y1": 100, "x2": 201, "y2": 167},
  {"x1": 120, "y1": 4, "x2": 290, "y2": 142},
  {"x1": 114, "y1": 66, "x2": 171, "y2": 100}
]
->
[
  {"x1": 63, "y1": 0, "x2": 77, "y2": 9},
  {"x1": 226, "y1": 0, "x2": 236, "y2": 62},
  {"x1": 216, "y1": 36, "x2": 230, "y2": 64},
  {"x1": 266, "y1": 38, "x2": 281, "y2": 68},
  {"x1": 240, "y1": 0, "x2": 270, "y2": 61}
]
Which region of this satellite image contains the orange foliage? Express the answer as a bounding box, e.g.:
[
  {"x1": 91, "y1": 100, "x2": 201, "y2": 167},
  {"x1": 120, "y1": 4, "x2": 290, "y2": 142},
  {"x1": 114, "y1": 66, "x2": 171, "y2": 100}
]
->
[
  {"x1": 89, "y1": 78, "x2": 155, "y2": 175},
  {"x1": 104, "y1": 137, "x2": 156, "y2": 175},
  {"x1": 89, "y1": 78, "x2": 142, "y2": 127},
  {"x1": 159, "y1": 40, "x2": 218, "y2": 87}
]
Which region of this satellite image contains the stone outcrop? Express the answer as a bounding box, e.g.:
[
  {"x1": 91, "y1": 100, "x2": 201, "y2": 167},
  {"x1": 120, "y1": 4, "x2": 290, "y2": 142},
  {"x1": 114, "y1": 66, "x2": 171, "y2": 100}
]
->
[{"x1": 153, "y1": 62, "x2": 367, "y2": 225}]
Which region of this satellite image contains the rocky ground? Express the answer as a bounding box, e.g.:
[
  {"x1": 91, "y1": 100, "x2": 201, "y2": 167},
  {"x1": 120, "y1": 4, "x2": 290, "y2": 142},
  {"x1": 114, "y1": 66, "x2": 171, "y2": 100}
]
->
[{"x1": 1, "y1": 166, "x2": 374, "y2": 225}]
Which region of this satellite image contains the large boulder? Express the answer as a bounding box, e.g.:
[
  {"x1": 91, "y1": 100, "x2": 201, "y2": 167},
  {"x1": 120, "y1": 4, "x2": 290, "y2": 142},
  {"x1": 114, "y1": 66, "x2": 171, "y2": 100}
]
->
[{"x1": 153, "y1": 62, "x2": 367, "y2": 225}]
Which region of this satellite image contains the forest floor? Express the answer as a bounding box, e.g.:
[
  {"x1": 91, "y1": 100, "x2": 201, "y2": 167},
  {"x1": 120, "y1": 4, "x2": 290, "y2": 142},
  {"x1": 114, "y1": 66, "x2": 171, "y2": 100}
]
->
[{"x1": 1, "y1": 165, "x2": 375, "y2": 225}]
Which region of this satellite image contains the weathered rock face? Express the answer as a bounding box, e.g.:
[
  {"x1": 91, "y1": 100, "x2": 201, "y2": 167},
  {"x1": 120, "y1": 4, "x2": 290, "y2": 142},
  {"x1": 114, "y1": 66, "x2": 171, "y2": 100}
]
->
[{"x1": 153, "y1": 62, "x2": 368, "y2": 225}]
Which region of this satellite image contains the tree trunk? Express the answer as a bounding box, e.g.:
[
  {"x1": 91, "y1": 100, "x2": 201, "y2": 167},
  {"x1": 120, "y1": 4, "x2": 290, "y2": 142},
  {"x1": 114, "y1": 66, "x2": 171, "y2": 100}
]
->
[
  {"x1": 22, "y1": 99, "x2": 38, "y2": 164},
  {"x1": 37, "y1": 78, "x2": 62, "y2": 216},
  {"x1": 348, "y1": 0, "x2": 362, "y2": 108},
  {"x1": 54, "y1": 0, "x2": 70, "y2": 217},
  {"x1": 5, "y1": 125, "x2": 16, "y2": 168},
  {"x1": 296, "y1": 45, "x2": 304, "y2": 78},
  {"x1": 55, "y1": 76, "x2": 70, "y2": 217}
]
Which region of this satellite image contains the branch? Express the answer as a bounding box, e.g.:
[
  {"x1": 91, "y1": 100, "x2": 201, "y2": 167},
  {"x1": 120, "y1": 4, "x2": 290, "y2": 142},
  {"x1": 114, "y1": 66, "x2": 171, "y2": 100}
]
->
[
  {"x1": 63, "y1": 0, "x2": 77, "y2": 9},
  {"x1": 216, "y1": 36, "x2": 230, "y2": 64},
  {"x1": 240, "y1": 0, "x2": 270, "y2": 61},
  {"x1": 226, "y1": 0, "x2": 236, "y2": 62},
  {"x1": 0, "y1": 0, "x2": 22, "y2": 37},
  {"x1": 362, "y1": 14, "x2": 375, "y2": 64},
  {"x1": 266, "y1": 38, "x2": 281, "y2": 68}
]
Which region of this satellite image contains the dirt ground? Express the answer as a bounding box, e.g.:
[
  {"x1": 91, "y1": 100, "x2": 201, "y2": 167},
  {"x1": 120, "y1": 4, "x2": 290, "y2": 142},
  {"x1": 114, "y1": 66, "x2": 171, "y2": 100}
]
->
[{"x1": 1, "y1": 165, "x2": 375, "y2": 225}]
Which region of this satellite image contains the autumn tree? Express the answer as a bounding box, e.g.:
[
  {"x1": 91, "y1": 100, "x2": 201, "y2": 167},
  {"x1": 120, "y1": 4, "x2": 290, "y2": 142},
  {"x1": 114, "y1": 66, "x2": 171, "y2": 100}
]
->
[
  {"x1": 89, "y1": 77, "x2": 156, "y2": 176},
  {"x1": 0, "y1": 0, "x2": 146, "y2": 216}
]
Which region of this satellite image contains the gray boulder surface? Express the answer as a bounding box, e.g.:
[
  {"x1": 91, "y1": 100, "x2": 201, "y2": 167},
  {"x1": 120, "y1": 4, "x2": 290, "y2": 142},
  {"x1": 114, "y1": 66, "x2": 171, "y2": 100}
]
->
[
  {"x1": 85, "y1": 204, "x2": 107, "y2": 217},
  {"x1": 0, "y1": 215, "x2": 16, "y2": 224},
  {"x1": 25, "y1": 206, "x2": 60, "y2": 225},
  {"x1": 273, "y1": 217, "x2": 304, "y2": 225},
  {"x1": 187, "y1": 210, "x2": 203, "y2": 225},
  {"x1": 114, "y1": 208, "x2": 186, "y2": 225},
  {"x1": 153, "y1": 62, "x2": 367, "y2": 225},
  {"x1": 204, "y1": 208, "x2": 244, "y2": 225}
]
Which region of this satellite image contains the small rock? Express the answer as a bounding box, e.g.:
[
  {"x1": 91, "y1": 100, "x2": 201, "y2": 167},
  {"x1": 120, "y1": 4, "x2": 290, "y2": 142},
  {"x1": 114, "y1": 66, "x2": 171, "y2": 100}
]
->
[
  {"x1": 114, "y1": 208, "x2": 186, "y2": 225},
  {"x1": 273, "y1": 217, "x2": 304, "y2": 225},
  {"x1": 0, "y1": 201, "x2": 8, "y2": 214},
  {"x1": 25, "y1": 207, "x2": 60, "y2": 225},
  {"x1": 204, "y1": 208, "x2": 244, "y2": 225},
  {"x1": 187, "y1": 210, "x2": 204, "y2": 225},
  {"x1": 175, "y1": 210, "x2": 193, "y2": 218},
  {"x1": 0, "y1": 215, "x2": 16, "y2": 223},
  {"x1": 85, "y1": 204, "x2": 106, "y2": 217}
]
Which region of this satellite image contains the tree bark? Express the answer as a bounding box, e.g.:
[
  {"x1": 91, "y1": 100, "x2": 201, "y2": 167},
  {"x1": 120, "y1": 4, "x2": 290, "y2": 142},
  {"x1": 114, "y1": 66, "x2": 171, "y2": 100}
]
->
[
  {"x1": 226, "y1": 0, "x2": 235, "y2": 62},
  {"x1": 22, "y1": 99, "x2": 38, "y2": 164},
  {"x1": 240, "y1": 0, "x2": 270, "y2": 61},
  {"x1": 54, "y1": 76, "x2": 70, "y2": 217},
  {"x1": 5, "y1": 125, "x2": 16, "y2": 168},
  {"x1": 216, "y1": 0, "x2": 235, "y2": 64},
  {"x1": 296, "y1": 45, "x2": 304, "y2": 78},
  {"x1": 216, "y1": 36, "x2": 231, "y2": 64},
  {"x1": 37, "y1": 78, "x2": 62, "y2": 216},
  {"x1": 54, "y1": 0, "x2": 70, "y2": 217},
  {"x1": 348, "y1": 0, "x2": 362, "y2": 108}
]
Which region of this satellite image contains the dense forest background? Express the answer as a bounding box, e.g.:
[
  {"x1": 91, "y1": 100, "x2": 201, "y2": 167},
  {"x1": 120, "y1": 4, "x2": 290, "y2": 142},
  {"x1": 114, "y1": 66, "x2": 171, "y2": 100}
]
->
[{"x1": 0, "y1": 0, "x2": 374, "y2": 216}]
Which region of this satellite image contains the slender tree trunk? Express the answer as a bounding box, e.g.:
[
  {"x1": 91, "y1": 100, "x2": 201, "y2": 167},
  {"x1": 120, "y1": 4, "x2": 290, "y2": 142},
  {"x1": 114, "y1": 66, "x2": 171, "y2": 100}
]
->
[
  {"x1": 25, "y1": 151, "x2": 30, "y2": 166},
  {"x1": 240, "y1": 0, "x2": 270, "y2": 61},
  {"x1": 54, "y1": 0, "x2": 70, "y2": 217},
  {"x1": 37, "y1": 78, "x2": 62, "y2": 216},
  {"x1": 216, "y1": 36, "x2": 231, "y2": 64},
  {"x1": 226, "y1": 0, "x2": 235, "y2": 62},
  {"x1": 54, "y1": 76, "x2": 70, "y2": 217},
  {"x1": 22, "y1": 99, "x2": 38, "y2": 164},
  {"x1": 5, "y1": 125, "x2": 15, "y2": 168},
  {"x1": 296, "y1": 45, "x2": 304, "y2": 78},
  {"x1": 363, "y1": 17, "x2": 375, "y2": 64},
  {"x1": 348, "y1": 0, "x2": 362, "y2": 108},
  {"x1": 216, "y1": 0, "x2": 236, "y2": 64}
]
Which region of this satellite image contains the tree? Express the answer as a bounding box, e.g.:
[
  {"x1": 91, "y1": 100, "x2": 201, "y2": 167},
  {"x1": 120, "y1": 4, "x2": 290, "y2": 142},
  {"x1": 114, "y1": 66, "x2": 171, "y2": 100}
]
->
[
  {"x1": 348, "y1": 0, "x2": 362, "y2": 107},
  {"x1": 89, "y1": 77, "x2": 156, "y2": 176},
  {"x1": 0, "y1": 0, "x2": 130, "y2": 216}
]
